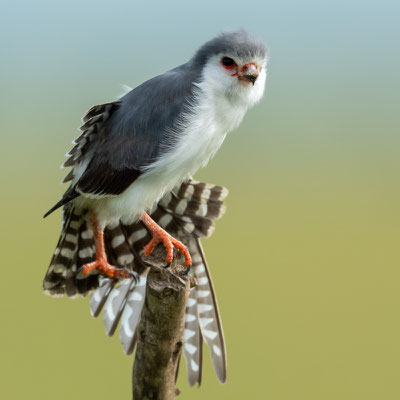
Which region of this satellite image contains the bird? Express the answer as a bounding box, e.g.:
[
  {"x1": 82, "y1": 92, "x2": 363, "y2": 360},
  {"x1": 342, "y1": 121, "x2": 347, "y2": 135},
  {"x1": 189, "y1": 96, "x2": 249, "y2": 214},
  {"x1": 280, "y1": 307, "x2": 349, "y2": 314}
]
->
[
  {"x1": 43, "y1": 30, "x2": 268, "y2": 385},
  {"x1": 44, "y1": 29, "x2": 268, "y2": 286}
]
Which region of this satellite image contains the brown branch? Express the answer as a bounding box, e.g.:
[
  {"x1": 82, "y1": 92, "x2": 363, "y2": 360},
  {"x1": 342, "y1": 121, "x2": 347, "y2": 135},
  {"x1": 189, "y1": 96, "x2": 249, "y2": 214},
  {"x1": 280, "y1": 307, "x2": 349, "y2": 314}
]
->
[{"x1": 132, "y1": 247, "x2": 194, "y2": 400}]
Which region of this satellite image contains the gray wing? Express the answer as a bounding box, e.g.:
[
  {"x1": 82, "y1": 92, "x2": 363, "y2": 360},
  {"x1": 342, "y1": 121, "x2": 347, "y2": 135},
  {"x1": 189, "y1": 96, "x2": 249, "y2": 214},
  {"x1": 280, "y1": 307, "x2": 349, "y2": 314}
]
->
[
  {"x1": 75, "y1": 64, "x2": 199, "y2": 196},
  {"x1": 45, "y1": 63, "x2": 200, "y2": 217}
]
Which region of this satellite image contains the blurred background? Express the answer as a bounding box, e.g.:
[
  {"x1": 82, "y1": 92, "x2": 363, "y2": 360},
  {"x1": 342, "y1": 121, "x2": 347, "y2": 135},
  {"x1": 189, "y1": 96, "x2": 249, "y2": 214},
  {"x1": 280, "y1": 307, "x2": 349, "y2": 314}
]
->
[{"x1": 1, "y1": 0, "x2": 399, "y2": 398}]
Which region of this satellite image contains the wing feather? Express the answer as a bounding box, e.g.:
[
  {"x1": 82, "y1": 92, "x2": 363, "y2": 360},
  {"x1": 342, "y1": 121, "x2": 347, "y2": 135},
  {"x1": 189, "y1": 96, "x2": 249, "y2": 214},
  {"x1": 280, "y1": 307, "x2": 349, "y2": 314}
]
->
[
  {"x1": 72, "y1": 64, "x2": 198, "y2": 198},
  {"x1": 46, "y1": 63, "x2": 199, "y2": 215}
]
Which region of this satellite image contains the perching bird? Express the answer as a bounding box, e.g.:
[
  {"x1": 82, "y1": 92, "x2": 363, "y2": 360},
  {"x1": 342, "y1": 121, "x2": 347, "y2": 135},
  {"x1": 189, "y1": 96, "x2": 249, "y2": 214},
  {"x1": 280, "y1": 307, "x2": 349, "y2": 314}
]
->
[
  {"x1": 44, "y1": 29, "x2": 267, "y2": 283},
  {"x1": 43, "y1": 30, "x2": 268, "y2": 385}
]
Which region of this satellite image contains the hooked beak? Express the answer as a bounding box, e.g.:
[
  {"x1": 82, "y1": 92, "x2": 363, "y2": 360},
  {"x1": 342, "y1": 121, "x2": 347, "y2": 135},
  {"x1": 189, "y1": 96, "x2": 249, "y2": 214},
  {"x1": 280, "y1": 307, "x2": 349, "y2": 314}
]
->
[{"x1": 238, "y1": 63, "x2": 259, "y2": 85}]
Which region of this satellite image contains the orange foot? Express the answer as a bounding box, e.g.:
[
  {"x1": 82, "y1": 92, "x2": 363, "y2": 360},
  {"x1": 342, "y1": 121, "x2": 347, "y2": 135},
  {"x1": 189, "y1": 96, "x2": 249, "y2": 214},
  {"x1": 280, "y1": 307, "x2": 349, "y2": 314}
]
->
[
  {"x1": 142, "y1": 212, "x2": 192, "y2": 267},
  {"x1": 80, "y1": 211, "x2": 132, "y2": 280},
  {"x1": 81, "y1": 257, "x2": 132, "y2": 279}
]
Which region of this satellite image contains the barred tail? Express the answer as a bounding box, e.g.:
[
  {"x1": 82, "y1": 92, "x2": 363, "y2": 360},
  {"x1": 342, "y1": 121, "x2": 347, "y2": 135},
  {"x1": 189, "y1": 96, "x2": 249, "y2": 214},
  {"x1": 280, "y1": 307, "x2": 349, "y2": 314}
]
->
[
  {"x1": 44, "y1": 179, "x2": 228, "y2": 385},
  {"x1": 43, "y1": 206, "x2": 100, "y2": 297}
]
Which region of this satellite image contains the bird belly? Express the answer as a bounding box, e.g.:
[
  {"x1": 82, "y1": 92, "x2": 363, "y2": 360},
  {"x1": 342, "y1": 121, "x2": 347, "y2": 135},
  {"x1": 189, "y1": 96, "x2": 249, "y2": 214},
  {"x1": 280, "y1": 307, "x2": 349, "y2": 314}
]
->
[{"x1": 82, "y1": 174, "x2": 172, "y2": 226}]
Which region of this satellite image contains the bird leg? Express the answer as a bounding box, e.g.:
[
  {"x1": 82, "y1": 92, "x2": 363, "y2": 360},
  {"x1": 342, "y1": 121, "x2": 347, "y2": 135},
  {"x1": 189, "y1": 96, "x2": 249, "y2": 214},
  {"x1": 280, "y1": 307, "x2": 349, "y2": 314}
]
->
[
  {"x1": 81, "y1": 212, "x2": 131, "y2": 279},
  {"x1": 141, "y1": 212, "x2": 192, "y2": 267}
]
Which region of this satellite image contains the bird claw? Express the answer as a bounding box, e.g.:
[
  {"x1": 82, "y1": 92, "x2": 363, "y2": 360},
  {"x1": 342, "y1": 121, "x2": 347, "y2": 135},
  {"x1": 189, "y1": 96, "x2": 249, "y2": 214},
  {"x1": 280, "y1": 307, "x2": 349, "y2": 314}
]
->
[
  {"x1": 80, "y1": 258, "x2": 132, "y2": 279},
  {"x1": 143, "y1": 233, "x2": 192, "y2": 267},
  {"x1": 141, "y1": 212, "x2": 192, "y2": 267}
]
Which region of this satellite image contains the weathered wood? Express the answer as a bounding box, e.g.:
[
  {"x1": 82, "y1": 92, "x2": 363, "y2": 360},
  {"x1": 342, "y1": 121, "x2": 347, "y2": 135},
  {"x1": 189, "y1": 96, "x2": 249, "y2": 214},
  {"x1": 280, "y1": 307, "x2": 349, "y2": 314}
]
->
[{"x1": 132, "y1": 247, "x2": 192, "y2": 399}]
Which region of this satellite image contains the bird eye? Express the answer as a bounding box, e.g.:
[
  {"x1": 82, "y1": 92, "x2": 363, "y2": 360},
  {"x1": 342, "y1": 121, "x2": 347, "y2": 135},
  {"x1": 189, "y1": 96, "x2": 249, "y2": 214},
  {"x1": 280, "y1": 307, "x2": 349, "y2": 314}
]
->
[{"x1": 221, "y1": 57, "x2": 236, "y2": 69}]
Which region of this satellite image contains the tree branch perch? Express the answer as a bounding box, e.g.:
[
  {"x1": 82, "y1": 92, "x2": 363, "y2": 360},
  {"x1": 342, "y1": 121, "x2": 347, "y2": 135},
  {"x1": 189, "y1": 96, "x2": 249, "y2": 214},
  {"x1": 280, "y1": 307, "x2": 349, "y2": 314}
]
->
[{"x1": 132, "y1": 247, "x2": 194, "y2": 399}]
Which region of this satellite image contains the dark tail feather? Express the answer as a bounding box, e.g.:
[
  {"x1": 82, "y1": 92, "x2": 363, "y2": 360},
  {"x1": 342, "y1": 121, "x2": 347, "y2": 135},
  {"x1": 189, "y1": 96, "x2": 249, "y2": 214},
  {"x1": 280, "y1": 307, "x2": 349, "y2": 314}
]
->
[
  {"x1": 43, "y1": 205, "x2": 100, "y2": 297},
  {"x1": 43, "y1": 187, "x2": 79, "y2": 218},
  {"x1": 43, "y1": 205, "x2": 83, "y2": 296}
]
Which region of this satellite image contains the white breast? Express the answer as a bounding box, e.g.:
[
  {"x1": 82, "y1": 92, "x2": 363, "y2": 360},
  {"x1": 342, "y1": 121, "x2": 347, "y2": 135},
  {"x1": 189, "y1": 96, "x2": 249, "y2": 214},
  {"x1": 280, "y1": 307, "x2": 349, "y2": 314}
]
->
[
  {"x1": 90, "y1": 68, "x2": 264, "y2": 225},
  {"x1": 150, "y1": 81, "x2": 249, "y2": 179}
]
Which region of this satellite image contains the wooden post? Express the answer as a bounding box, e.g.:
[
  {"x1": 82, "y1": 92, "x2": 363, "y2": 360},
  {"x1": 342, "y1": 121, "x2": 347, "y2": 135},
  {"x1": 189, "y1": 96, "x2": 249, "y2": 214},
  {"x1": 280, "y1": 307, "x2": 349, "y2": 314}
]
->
[{"x1": 132, "y1": 247, "x2": 192, "y2": 399}]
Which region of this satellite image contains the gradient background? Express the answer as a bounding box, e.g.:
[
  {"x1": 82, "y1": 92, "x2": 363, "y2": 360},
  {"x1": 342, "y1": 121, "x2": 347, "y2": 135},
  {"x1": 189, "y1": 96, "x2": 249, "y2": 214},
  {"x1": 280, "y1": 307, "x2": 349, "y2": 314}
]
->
[{"x1": 1, "y1": 0, "x2": 399, "y2": 399}]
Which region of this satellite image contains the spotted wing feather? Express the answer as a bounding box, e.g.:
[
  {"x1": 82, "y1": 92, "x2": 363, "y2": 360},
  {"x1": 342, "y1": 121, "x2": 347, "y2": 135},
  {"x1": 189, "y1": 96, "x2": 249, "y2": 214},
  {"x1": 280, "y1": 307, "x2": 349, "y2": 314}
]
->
[
  {"x1": 62, "y1": 102, "x2": 120, "y2": 181},
  {"x1": 158, "y1": 180, "x2": 228, "y2": 238}
]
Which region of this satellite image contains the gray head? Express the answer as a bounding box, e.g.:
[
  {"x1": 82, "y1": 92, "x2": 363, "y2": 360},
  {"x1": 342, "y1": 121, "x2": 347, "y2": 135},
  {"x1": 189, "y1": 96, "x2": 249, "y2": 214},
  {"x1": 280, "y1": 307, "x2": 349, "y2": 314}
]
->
[
  {"x1": 190, "y1": 30, "x2": 268, "y2": 104},
  {"x1": 193, "y1": 30, "x2": 267, "y2": 66}
]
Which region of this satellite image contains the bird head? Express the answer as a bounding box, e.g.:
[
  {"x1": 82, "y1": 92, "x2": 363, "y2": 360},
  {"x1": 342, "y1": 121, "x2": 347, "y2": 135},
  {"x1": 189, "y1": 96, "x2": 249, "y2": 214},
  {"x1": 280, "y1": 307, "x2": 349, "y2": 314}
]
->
[{"x1": 192, "y1": 30, "x2": 268, "y2": 106}]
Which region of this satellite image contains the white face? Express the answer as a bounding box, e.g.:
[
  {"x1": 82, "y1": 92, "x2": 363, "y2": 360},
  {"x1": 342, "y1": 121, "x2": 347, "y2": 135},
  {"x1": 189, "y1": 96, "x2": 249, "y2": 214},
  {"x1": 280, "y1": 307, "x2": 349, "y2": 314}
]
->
[{"x1": 200, "y1": 52, "x2": 267, "y2": 106}]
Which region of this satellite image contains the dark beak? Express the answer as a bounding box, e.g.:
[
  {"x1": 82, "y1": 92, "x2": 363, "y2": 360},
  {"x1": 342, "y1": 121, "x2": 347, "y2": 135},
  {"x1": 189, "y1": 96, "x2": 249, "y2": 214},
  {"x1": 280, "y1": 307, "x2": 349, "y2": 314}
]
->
[
  {"x1": 239, "y1": 63, "x2": 259, "y2": 85},
  {"x1": 243, "y1": 73, "x2": 258, "y2": 85}
]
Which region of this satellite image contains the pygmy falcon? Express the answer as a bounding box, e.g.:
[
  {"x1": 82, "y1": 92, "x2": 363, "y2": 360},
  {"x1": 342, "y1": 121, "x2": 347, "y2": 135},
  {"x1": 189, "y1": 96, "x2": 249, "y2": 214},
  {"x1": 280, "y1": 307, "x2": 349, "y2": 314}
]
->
[{"x1": 44, "y1": 30, "x2": 268, "y2": 279}]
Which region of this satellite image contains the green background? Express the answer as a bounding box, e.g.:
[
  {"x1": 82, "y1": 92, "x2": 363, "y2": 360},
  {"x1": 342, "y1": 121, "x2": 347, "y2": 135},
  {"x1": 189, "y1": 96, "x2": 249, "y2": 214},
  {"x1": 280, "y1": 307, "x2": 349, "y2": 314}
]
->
[{"x1": 1, "y1": 0, "x2": 399, "y2": 398}]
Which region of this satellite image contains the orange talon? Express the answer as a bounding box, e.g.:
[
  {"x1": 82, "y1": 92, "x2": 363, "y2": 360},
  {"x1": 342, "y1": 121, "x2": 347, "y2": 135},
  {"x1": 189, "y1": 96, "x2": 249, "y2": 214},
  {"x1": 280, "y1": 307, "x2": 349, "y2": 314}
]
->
[
  {"x1": 81, "y1": 259, "x2": 131, "y2": 279},
  {"x1": 81, "y1": 212, "x2": 131, "y2": 279},
  {"x1": 141, "y1": 212, "x2": 192, "y2": 266},
  {"x1": 143, "y1": 237, "x2": 161, "y2": 256}
]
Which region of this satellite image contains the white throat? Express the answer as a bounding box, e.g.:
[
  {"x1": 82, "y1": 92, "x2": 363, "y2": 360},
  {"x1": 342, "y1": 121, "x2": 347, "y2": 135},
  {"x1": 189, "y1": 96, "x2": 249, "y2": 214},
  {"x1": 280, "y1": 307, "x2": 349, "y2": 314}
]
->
[{"x1": 146, "y1": 62, "x2": 266, "y2": 181}]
